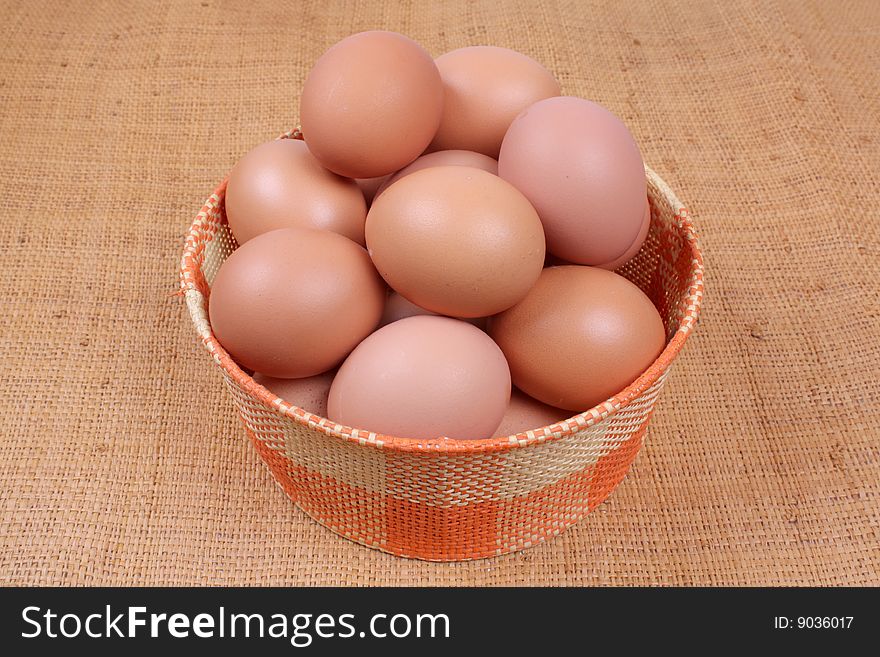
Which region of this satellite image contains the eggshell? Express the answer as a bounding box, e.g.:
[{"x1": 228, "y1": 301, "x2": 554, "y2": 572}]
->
[
  {"x1": 379, "y1": 291, "x2": 488, "y2": 330},
  {"x1": 550, "y1": 198, "x2": 650, "y2": 271},
  {"x1": 225, "y1": 138, "x2": 367, "y2": 245},
  {"x1": 379, "y1": 291, "x2": 440, "y2": 326},
  {"x1": 374, "y1": 149, "x2": 498, "y2": 199},
  {"x1": 492, "y1": 388, "x2": 569, "y2": 438},
  {"x1": 328, "y1": 316, "x2": 511, "y2": 439},
  {"x1": 598, "y1": 197, "x2": 650, "y2": 271},
  {"x1": 431, "y1": 46, "x2": 560, "y2": 158},
  {"x1": 499, "y1": 96, "x2": 647, "y2": 266},
  {"x1": 300, "y1": 31, "x2": 444, "y2": 178},
  {"x1": 355, "y1": 176, "x2": 389, "y2": 206},
  {"x1": 209, "y1": 227, "x2": 385, "y2": 378},
  {"x1": 489, "y1": 266, "x2": 665, "y2": 411},
  {"x1": 253, "y1": 370, "x2": 335, "y2": 417},
  {"x1": 366, "y1": 166, "x2": 545, "y2": 318},
  {"x1": 544, "y1": 253, "x2": 571, "y2": 268}
]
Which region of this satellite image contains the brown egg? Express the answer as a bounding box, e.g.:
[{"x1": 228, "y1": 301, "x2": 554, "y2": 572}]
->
[
  {"x1": 209, "y1": 228, "x2": 385, "y2": 378},
  {"x1": 328, "y1": 316, "x2": 511, "y2": 439},
  {"x1": 379, "y1": 291, "x2": 439, "y2": 326},
  {"x1": 253, "y1": 370, "x2": 335, "y2": 417},
  {"x1": 225, "y1": 139, "x2": 367, "y2": 245},
  {"x1": 366, "y1": 166, "x2": 545, "y2": 318},
  {"x1": 355, "y1": 176, "x2": 389, "y2": 206},
  {"x1": 431, "y1": 46, "x2": 560, "y2": 158},
  {"x1": 489, "y1": 266, "x2": 665, "y2": 411},
  {"x1": 300, "y1": 31, "x2": 444, "y2": 178},
  {"x1": 544, "y1": 252, "x2": 571, "y2": 268},
  {"x1": 380, "y1": 291, "x2": 488, "y2": 330},
  {"x1": 499, "y1": 97, "x2": 647, "y2": 267},
  {"x1": 492, "y1": 388, "x2": 570, "y2": 438},
  {"x1": 599, "y1": 197, "x2": 650, "y2": 271},
  {"x1": 374, "y1": 149, "x2": 498, "y2": 199}
]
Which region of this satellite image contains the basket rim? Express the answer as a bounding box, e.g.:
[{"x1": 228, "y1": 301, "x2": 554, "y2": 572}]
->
[{"x1": 180, "y1": 153, "x2": 704, "y2": 455}]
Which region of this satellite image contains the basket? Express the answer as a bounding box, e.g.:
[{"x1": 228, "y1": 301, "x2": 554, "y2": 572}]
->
[{"x1": 180, "y1": 131, "x2": 704, "y2": 561}]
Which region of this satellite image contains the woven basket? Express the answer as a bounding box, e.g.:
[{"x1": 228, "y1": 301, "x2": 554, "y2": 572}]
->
[{"x1": 180, "y1": 132, "x2": 704, "y2": 561}]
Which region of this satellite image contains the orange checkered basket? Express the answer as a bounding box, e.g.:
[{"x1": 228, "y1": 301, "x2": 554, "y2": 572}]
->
[{"x1": 180, "y1": 132, "x2": 704, "y2": 561}]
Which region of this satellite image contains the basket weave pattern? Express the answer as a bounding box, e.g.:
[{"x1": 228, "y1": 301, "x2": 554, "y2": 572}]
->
[{"x1": 180, "y1": 138, "x2": 703, "y2": 561}]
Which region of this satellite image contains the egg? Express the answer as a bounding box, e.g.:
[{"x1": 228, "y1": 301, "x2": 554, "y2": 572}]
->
[
  {"x1": 430, "y1": 46, "x2": 560, "y2": 158},
  {"x1": 300, "y1": 31, "x2": 444, "y2": 178},
  {"x1": 253, "y1": 370, "x2": 335, "y2": 417},
  {"x1": 599, "y1": 197, "x2": 650, "y2": 271},
  {"x1": 355, "y1": 176, "x2": 389, "y2": 206},
  {"x1": 209, "y1": 227, "x2": 385, "y2": 378},
  {"x1": 492, "y1": 388, "x2": 570, "y2": 438},
  {"x1": 379, "y1": 291, "x2": 488, "y2": 330},
  {"x1": 379, "y1": 291, "x2": 439, "y2": 326},
  {"x1": 499, "y1": 96, "x2": 647, "y2": 267},
  {"x1": 366, "y1": 166, "x2": 545, "y2": 318},
  {"x1": 374, "y1": 149, "x2": 498, "y2": 199},
  {"x1": 544, "y1": 253, "x2": 570, "y2": 268},
  {"x1": 225, "y1": 138, "x2": 367, "y2": 245},
  {"x1": 546, "y1": 198, "x2": 650, "y2": 271},
  {"x1": 328, "y1": 316, "x2": 511, "y2": 439},
  {"x1": 489, "y1": 266, "x2": 665, "y2": 411}
]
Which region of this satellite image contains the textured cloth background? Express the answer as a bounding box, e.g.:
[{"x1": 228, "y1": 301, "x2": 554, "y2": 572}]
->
[{"x1": 1, "y1": 0, "x2": 878, "y2": 586}]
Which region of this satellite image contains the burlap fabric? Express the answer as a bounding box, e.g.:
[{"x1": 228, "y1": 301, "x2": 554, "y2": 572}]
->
[{"x1": 1, "y1": 0, "x2": 877, "y2": 585}]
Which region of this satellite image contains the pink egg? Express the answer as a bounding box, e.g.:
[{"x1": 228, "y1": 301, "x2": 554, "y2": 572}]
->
[
  {"x1": 499, "y1": 96, "x2": 647, "y2": 267},
  {"x1": 355, "y1": 175, "x2": 389, "y2": 206},
  {"x1": 328, "y1": 316, "x2": 511, "y2": 439},
  {"x1": 548, "y1": 201, "x2": 649, "y2": 271},
  {"x1": 379, "y1": 291, "x2": 488, "y2": 330},
  {"x1": 492, "y1": 388, "x2": 569, "y2": 437},
  {"x1": 374, "y1": 149, "x2": 498, "y2": 199},
  {"x1": 253, "y1": 371, "x2": 335, "y2": 417},
  {"x1": 379, "y1": 291, "x2": 440, "y2": 327},
  {"x1": 598, "y1": 197, "x2": 650, "y2": 271}
]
